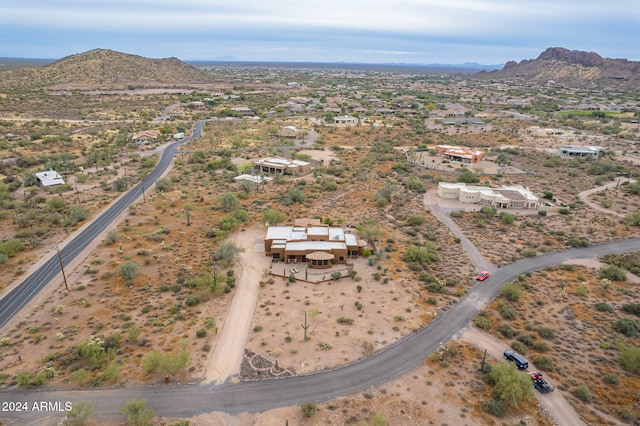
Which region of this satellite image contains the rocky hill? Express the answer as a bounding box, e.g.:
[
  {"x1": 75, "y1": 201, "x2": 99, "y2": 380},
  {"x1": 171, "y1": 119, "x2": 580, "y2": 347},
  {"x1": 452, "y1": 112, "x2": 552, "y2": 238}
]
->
[
  {"x1": 480, "y1": 47, "x2": 640, "y2": 88},
  {"x1": 0, "y1": 49, "x2": 213, "y2": 91}
]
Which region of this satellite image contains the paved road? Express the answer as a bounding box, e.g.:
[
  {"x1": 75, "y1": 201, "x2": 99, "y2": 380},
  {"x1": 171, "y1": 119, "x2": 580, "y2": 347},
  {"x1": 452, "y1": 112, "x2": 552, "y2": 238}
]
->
[
  {"x1": 3, "y1": 238, "x2": 639, "y2": 423},
  {"x1": 0, "y1": 121, "x2": 206, "y2": 330}
]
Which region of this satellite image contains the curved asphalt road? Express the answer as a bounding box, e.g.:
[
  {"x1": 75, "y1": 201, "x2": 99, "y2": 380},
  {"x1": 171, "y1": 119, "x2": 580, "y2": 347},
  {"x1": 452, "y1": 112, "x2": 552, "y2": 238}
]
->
[
  {"x1": 0, "y1": 121, "x2": 206, "y2": 330},
  {"x1": 2, "y1": 237, "x2": 639, "y2": 422}
]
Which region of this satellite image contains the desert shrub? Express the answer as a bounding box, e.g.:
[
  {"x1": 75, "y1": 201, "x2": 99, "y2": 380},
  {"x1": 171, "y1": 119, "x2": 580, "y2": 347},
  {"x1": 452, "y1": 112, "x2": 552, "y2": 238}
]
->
[
  {"x1": 615, "y1": 406, "x2": 637, "y2": 423},
  {"x1": 594, "y1": 302, "x2": 613, "y2": 312},
  {"x1": 500, "y1": 282, "x2": 523, "y2": 302},
  {"x1": 521, "y1": 248, "x2": 537, "y2": 257},
  {"x1": 65, "y1": 401, "x2": 94, "y2": 426},
  {"x1": 337, "y1": 317, "x2": 354, "y2": 325},
  {"x1": 155, "y1": 178, "x2": 173, "y2": 192},
  {"x1": 500, "y1": 304, "x2": 517, "y2": 320},
  {"x1": 318, "y1": 342, "x2": 332, "y2": 351},
  {"x1": 117, "y1": 261, "x2": 141, "y2": 282},
  {"x1": 619, "y1": 347, "x2": 640, "y2": 374},
  {"x1": 288, "y1": 273, "x2": 296, "y2": 283},
  {"x1": 301, "y1": 402, "x2": 317, "y2": 418},
  {"x1": 600, "y1": 264, "x2": 627, "y2": 281},
  {"x1": 538, "y1": 327, "x2": 555, "y2": 340},
  {"x1": 185, "y1": 296, "x2": 200, "y2": 307},
  {"x1": 196, "y1": 329, "x2": 207, "y2": 338},
  {"x1": 622, "y1": 303, "x2": 640, "y2": 316},
  {"x1": 121, "y1": 399, "x2": 153, "y2": 426},
  {"x1": 538, "y1": 210, "x2": 547, "y2": 217},
  {"x1": 482, "y1": 399, "x2": 506, "y2": 417},
  {"x1": 499, "y1": 212, "x2": 516, "y2": 224},
  {"x1": 533, "y1": 341, "x2": 550, "y2": 352},
  {"x1": 510, "y1": 341, "x2": 527, "y2": 354},
  {"x1": 0, "y1": 238, "x2": 25, "y2": 258},
  {"x1": 473, "y1": 316, "x2": 490, "y2": 330},
  {"x1": 571, "y1": 385, "x2": 592, "y2": 403},
  {"x1": 497, "y1": 324, "x2": 515, "y2": 338},
  {"x1": 532, "y1": 355, "x2": 554, "y2": 372},
  {"x1": 567, "y1": 237, "x2": 589, "y2": 247},
  {"x1": 516, "y1": 334, "x2": 534, "y2": 347},
  {"x1": 612, "y1": 318, "x2": 639, "y2": 337},
  {"x1": 602, "y1": 373, "x2": 620, "y2": 385},
  {"x1": 558, "y1": 208, "x2": 571, "y2": 215}
]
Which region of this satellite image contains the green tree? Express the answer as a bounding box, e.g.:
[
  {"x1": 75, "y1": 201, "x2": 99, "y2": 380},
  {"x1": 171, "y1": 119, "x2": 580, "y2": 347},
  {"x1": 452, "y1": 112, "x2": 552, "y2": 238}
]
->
[
  {"x1": 457, "y1": 168, "x2": 480, "y2": 183},
  {"x1": 262, "y1": 209, "x2": 287, "y2": 225},
  {"x1": 490, "y1": 362, "x2": 533, "y2": 409},
  {"x1": 214, "y1": 240, "x2": 243, "y2": 266},
  {"x1": 219, "y1": 192, "x2": 239, "y2": 212},
  {"x1": 155, "y1": 178, "x2": 173, "y2": 192},
  {"x1": 121, "y1": 399, "x2": 153, "y2": 426},
  {"x1": 357, "y1": 220, "x2": 381, "y2": 248},
  {"x1": 161, "y1": 351, "x2": 189, "y2": 377}
]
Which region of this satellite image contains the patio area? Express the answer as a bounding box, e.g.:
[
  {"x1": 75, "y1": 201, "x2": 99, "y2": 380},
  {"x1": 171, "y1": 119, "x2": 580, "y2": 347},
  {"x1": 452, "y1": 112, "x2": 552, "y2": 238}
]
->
[{"x1": 269, "y1": 261, "x2": 353, "y2": 283}]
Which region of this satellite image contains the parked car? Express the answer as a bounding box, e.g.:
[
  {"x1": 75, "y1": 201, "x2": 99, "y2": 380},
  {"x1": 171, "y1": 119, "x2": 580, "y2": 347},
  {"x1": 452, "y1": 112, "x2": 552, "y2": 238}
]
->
[
  {"x1": 529, "y1": 372, "x2": 554, "y2": 393},
  {"x1": 503, "y1": 350, "x2": 529, "y2": 369},
  {"x1": 475, "y1": 271, "x2": 490, "y2": 281}
]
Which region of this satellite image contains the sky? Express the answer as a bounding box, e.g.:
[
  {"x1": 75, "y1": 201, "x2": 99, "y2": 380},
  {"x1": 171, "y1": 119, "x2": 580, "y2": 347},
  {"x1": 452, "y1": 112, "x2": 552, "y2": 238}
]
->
[{"x1": 1, "y1": 0, "x2": 639, "y2": 64}]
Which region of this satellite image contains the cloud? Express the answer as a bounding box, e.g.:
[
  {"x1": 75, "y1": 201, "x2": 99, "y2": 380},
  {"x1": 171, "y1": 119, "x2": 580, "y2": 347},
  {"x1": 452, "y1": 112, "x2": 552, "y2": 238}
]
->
[{"x1": 1, "y1": 0, "x2": 638, "y2": 62}]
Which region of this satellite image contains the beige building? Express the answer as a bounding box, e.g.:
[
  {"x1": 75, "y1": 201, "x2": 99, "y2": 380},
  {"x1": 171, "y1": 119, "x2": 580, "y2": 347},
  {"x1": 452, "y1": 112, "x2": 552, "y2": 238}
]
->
[
  {"x1": 264, "y1": 219, "x2": 366, "y2": 269},
  {"x1": 254, "y1": 157, "x2": 310, "y2": 175},
  {"x1": 437, "y1": 182, "x2": 539, "y2": 209}
]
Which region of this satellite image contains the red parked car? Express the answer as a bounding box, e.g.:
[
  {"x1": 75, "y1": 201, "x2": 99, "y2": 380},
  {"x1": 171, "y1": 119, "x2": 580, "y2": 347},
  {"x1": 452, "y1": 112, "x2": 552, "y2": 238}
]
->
[{"x1": 475, "y1": 271, "x2": 490, "y2": 281}]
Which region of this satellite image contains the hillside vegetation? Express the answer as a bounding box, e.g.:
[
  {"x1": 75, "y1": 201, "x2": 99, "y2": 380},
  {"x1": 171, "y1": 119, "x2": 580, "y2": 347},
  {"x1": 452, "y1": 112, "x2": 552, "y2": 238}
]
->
[{"x1": 0, "y1": 49, "x2": 213, "y2": 91}]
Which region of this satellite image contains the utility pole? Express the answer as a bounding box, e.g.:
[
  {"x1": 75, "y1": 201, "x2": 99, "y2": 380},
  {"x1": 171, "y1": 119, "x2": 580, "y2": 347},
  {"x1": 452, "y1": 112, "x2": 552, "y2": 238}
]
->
[
  {"x1": 56, "y1": 246, "x2": 69, "y2": 291},
  {"x1": 74, "y1": 175, "x2": 81, "y2": 206}
]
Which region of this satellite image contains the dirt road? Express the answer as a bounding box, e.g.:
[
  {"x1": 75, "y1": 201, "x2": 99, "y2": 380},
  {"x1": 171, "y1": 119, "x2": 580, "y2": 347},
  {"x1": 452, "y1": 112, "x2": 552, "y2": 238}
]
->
[{"x1": 204, "y1": 227, "x2": 270, "y2": 384}]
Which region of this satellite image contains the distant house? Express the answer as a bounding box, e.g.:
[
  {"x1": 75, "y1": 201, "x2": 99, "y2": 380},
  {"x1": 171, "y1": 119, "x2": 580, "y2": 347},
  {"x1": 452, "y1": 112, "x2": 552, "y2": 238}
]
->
[
  {"x1": 526, "y1": 126, "x2": 565, "y2": 136},
  {"x1": 231, "y1": 106, "x2": 254, "y2": 117},
  {"x1": 557, "y1": 145, "x2": 605, "y2": 159},
  {"x1": 264, "y1": 219, "x2": 366, "y2": 268},
  {"x1": 333, "y1": 115, "x2": 358, "y2": 124},
  {"x1": 278, "y1": 125, "x2": 299, "y2": 138},
  {"x1": 173, "y1": 132, "x2": 185, "y2": 139},
  {"x1": 254, "y1": 157, "x2": 310, "y2": 175},
  {"x1": 437, "y1": 183, "x2": 539, "y2": 209},
  {"x1": 132, "y1": 130, "x2": 160, "y2": 144},
  {"x1": 35, "y1": 170, "x2": 65, "y2": 187}
]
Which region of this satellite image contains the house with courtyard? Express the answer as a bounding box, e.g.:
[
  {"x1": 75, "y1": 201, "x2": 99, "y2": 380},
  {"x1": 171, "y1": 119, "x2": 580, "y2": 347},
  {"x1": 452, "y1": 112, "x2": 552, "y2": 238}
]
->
[
  {"x1": 435, "y1": 145, "x2": 485, "y2": 164},
  {"x1": 264, "y1": 219, "x2": 367, "y2": 268},
  {"x1": 254, "y1": 157, "x2": 311, "y2": 175},
  {"x1": 437, "y1": 182, "x2": 539, "y2": 209}
]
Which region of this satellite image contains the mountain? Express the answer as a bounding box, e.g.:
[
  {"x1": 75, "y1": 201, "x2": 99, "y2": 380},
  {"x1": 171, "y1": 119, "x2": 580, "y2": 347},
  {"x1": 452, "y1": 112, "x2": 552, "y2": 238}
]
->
[
  {"x1": 480, "y1": 47, "x2": 640, "y2": 88},
  {"x1": 0, "y1": 49, "x2": 213, "y2": 91}
]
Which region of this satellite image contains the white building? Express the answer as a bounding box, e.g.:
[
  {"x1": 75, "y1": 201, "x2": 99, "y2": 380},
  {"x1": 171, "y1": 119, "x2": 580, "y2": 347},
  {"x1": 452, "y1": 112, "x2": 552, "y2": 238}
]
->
[
  {"x1": 437, "y1": 182, "x2": 539, "y2": 209},
  {"x1": 35, "y1": 170, "x2": 65, "y2": 187},
  {"x1": 557, "y1": 145, "x2": 605, "y2": 159}
]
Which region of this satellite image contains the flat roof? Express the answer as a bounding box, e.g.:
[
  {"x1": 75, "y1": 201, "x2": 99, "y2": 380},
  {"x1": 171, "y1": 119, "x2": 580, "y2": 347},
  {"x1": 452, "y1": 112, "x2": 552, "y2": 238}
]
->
[{"x1": 285, "y1": 241, "x2": 346, "y2": 251}]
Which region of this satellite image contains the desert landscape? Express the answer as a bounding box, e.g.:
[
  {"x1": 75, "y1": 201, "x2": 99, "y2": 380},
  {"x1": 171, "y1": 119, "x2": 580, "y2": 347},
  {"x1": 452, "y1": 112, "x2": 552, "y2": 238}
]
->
[{"x1": 0, "y1": 49, "x2": 639, "y2": 425}]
